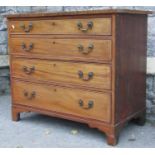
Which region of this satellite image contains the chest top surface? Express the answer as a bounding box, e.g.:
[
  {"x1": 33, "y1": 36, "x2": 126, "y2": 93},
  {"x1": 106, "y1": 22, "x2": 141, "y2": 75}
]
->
[{"x1": 6, "y1": 9, "x2": 151, "y2": 19}]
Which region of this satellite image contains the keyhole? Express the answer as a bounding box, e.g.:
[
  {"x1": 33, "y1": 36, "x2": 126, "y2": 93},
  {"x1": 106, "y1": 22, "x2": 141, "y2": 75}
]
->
[
  {"x1": 52, "y1": 22, "x2": 55, "y2": 26},
  {"x1": 53, "y1": 64, "x2": 56, "y2": 67},
  {"x1": 54, "y1": 88, "x2": 57, "y2": 92}
]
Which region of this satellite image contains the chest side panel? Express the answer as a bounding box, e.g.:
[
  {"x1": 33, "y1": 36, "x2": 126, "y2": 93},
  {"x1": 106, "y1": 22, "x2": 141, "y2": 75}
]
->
[{"x1": 115, "y1": 14, "x2": 147, "y2": 124}]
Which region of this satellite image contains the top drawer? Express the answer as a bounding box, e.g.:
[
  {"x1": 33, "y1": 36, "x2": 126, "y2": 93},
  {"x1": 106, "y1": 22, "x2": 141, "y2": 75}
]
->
[{"x1": 8, "y1": 18, "x2": 112, "y2": 35}]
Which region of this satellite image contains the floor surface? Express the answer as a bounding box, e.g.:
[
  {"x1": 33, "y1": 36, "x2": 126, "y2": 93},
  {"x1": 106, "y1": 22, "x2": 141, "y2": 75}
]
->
[{"x1": 0, "y1": 95, "x2": 155, "y2": 148}]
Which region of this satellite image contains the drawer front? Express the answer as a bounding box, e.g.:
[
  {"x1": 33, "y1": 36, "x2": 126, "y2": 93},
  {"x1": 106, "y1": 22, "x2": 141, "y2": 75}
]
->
[
  {"x1": 9, "y1": 18, "x2": 112, "y2": 35},
  {"x1": 10, "y1": 38, "x2": 112, "y2": 62},
  {"x1": 12, "y1": 80, "x2": 111, "y2": 122},
  {"x1": 11, "y1": 58, "x2": 111, "y2": 90}
]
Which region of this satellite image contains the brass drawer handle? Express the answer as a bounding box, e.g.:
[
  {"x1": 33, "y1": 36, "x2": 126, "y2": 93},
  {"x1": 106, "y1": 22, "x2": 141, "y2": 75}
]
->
[
  {"x1": 23, "y1": 90, "x2": 36, "y2": 100},
  {"x1": 78, "y1": 99, "x2": 94, "y2": 109},
  {"x1": 23, "y1": 66, "x2": 35, "y2": 74},
  {"x1": 77, "y1": 21, "x2": 93, "y2": 32},
  {"x1": 20, "y1": 22, "x2": 33, "y2": 32},
  {"x1": 78, "y1": 71, "x2": 94, "y2": 81},
  {"x1": 77, "y1": 43, "x2": 94, "y2": 54},
  {"x1": 21, "y1": 43, "x2": 33, "y2": 52}
]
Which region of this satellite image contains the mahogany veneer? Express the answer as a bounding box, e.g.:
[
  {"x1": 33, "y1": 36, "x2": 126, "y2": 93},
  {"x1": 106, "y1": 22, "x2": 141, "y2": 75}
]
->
[{"x1": 7, "y1": 9, "x2": 151, "y2": 145}]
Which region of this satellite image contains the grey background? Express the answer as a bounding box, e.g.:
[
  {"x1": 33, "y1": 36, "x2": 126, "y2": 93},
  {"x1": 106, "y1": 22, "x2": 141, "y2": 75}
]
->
[{"x1": 0, "y1": 6, "x2": 155, "y2": 121}]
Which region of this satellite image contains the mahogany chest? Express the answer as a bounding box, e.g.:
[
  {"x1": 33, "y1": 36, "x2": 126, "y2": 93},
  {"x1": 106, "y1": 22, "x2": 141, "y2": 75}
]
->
[{"x1": 7, "y1": 9, "x2": 150, "y2": 145}]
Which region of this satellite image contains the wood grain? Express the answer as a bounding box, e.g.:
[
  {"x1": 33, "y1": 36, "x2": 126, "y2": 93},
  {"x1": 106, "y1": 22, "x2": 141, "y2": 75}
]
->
[
  {"x1": 6, "y1": 9, "x2": 151, "y2": 19},
  {"x1": 8, "y1": 18, "x2": 112, "y2": 35},
  {"x1": 11, "y1": 57, "x2": 112, "y2": 90},
  {"x1": 10, "y1": 38, "x2": 112, "y2": 62},
  {"x1": 115, "y1": 14, "x2": 147, "y2": 124},
  {"x1": 12, "y1": 80, "x2": 111, "y2": 122}
]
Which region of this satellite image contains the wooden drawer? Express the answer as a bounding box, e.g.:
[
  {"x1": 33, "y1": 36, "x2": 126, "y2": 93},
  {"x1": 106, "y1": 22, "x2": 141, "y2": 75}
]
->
[
  {"x1": 9, "y1": 18, "x2": 112, "y2": 35},
  {"x1": 10, "y1": 38, "x2": 112, "y2": 62},
  {"x1": 12, "y1": 80, "x2": 111, "y2": 122},
  {"x1": 11, "y1": 58, "x2": 111, "y2": 90}
]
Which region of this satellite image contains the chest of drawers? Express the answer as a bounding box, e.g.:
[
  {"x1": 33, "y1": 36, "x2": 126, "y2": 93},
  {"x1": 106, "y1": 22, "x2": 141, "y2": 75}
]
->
[{"x1": 7, "y1": 9, "x2": 150, "y2": 145}]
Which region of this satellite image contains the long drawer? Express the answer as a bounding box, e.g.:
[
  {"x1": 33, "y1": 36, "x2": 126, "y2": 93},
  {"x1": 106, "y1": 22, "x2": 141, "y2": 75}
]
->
[
  {"x1": 12, "y1": 80, "x2": 111, "y2": 122},
  {"x1": 10, "y1": 38, "x2": 112, "y2": 62},
  {"x1": 9, "y1": 18, "x2": 112, "y2": 35},
  {"x1": 11, "y1": 58, "x2": 111, "y2": 90}
]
